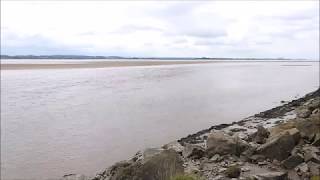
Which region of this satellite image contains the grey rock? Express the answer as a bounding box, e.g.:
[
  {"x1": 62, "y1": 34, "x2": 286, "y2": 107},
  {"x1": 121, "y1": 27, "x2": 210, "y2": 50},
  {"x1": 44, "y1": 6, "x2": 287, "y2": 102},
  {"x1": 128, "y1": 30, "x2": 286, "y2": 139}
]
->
[
  {"x1": 256, "y1": 132, "x2": 296, "y2": 161},
  {"x1": 182, "y1": 143, "x2": 205, "y2": 159},
  {"x1": 297, "y1": 108, "x2": 311, "y2": 118},
  {"x1": 281, "y1": 154, "x2": 304, "y2": 169},
  {"x1": 62, "y1": 174, "x2": 87, "y2": 180},
  {"x1": 307, "y1": 98, "x2": 320, "y2": 110},
  {"x1": 252, "y1": 171, "x2": 288, "y2": 180},
  {"x1": 287, "y1": 170, "x2": 300, "y2": 180},
  {"x1": 252, "y1": 125, "x2": 270, "y2": 144},
  {"x1": 285, "y1": 128, "x2": 301, "y2": 144},
  {"x1": 295, "y1": 114, "x2": 320, "y2": 141},
  {"x1": 303, "y1": 145, "x2": 320, "y2": 163},
  {"x1": 206, "y1": 132, "x2": 249, "y2": 156},
  {"x1": 258, "y1": 161, "x2": 268, "y2": 166},
  {"x1": 241, "y1": 147, "x2": 257, "y2": 161},
  {"x1": 249, "y1": 155, "x2": 266, "y2": 163},
  {"x1": 312, "y1": 108, "x2": 319, "y2": 114},
  {"x1": 312, "y1": 133, "x2": 320, "y2": 146},
  {"x1": 307, "y1": 161, "x2": 320, "y2": 176},
  {"x1": 230, "y1": 127, "x2": 247, "y2": 132},
  {"x1": 241, "y1": 166, "x2": 251, "y2": 172},
  {"x1": 104, "y1": 150, "x2": 183, "y2": 180},
  {"x1": 294, "y1": 163, "x2": 309, "y2": 173},
  {"x1": 210, "y1": 154, "x2": 221, "y2": 162}
]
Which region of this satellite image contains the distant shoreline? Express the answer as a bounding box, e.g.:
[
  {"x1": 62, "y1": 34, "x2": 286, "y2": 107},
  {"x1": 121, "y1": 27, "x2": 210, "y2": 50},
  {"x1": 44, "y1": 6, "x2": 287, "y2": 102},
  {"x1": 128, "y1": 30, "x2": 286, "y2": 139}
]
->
[
  {"x1": 0, "y1": 60, "x2": 215, "y2": 70},
  {"x1": 1, "y1": 60, "x2": 318, "y2": 70}
]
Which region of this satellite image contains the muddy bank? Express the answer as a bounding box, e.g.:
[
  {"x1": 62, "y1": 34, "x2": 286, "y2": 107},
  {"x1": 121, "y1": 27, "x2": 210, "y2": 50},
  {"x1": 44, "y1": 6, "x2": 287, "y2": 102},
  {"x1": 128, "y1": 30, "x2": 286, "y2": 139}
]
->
[
  {"x1": 64, "y1": 89, "x2": 320, "y2": 180},
  {"x1": 1, "y1": 60, "x2": 214, "y2": 70}
]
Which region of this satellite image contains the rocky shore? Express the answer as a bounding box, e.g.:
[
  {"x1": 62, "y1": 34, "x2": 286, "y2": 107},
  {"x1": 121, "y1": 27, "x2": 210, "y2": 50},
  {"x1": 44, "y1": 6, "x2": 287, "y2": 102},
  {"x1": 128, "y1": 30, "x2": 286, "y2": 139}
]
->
[{"x1": 63, "y1": 89, "x2": 320, "y2": 180}]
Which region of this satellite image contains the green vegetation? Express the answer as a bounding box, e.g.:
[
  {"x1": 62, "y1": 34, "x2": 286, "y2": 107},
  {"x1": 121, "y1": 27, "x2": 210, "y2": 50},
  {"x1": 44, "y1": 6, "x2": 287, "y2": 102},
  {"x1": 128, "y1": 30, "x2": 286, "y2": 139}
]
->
[
  {"x1": 171, "y1": 174, "x2": 202, "y2": 180},
  {"x1": 225, "y1": 165, "x2": 241, "y2": 178}
]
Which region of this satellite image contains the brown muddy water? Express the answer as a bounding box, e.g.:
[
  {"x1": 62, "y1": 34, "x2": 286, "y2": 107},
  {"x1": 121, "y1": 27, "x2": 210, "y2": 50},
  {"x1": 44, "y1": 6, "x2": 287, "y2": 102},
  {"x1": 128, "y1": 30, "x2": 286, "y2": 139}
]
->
[{"x1": 1, "y1": 60, "x2": 319, "y2": 180}]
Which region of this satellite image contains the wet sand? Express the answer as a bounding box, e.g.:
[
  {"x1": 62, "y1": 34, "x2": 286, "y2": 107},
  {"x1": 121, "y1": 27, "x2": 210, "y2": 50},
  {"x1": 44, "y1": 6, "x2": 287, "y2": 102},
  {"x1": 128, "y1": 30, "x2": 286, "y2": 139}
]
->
[{"x1": 1, "y1": 60, "x2": 214, "y2": 70}]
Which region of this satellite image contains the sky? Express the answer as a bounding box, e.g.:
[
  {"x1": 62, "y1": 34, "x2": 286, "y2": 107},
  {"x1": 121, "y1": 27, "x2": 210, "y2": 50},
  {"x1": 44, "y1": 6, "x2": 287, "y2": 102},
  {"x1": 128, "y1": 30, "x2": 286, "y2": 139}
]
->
[{"x1": 1, "y1": 1, "x2": 319, "y2": 59}]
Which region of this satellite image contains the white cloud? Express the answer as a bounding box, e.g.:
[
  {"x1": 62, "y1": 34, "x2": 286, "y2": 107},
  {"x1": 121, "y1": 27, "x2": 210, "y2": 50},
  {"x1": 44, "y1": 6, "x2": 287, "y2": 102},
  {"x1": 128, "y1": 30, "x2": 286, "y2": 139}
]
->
[{"x1": 1, "y1": 1, "x2": 319, "y2": 59}]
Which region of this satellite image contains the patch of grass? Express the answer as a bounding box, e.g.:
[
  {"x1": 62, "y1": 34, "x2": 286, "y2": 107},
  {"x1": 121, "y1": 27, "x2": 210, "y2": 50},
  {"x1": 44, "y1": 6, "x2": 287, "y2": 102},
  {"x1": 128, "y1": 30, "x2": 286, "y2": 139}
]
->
[
  {"x1": 171, "y1": 174, "x2": 200, "y2": 180},
  {"x1": 225, "y1": 165, "x2": 241, "y2": 178}
]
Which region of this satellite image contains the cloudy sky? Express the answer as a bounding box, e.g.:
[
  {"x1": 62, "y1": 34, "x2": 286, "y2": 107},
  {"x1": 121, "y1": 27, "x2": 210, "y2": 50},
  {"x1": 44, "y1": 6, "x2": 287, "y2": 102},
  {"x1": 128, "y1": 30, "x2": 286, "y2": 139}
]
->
[{"x1": 1, "y1": 1, "x2": 319, "y2": 59}]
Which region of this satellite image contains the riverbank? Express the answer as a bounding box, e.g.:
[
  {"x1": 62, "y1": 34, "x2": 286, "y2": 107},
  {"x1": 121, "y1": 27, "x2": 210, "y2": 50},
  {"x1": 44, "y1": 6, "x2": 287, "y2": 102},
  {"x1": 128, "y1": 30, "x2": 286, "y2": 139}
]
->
[
  {"x1": 63, "y1": 88, "x2": 320, "y2": 180},
  {"x1": 0, "y1": 60, "x2": 215, "y2": 70},
  {"x1": 2, "y1": 60, "x2": 317, "y2": 70}
]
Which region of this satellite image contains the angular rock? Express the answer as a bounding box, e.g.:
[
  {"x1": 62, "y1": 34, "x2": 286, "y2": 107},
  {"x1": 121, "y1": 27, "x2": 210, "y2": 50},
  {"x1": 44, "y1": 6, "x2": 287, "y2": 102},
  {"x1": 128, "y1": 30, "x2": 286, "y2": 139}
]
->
[
  {"x1": 206, "y1": 132, "x2": 249, "y2": 156},
  {"x1": 62, "y1": 174, "x2": 87, "y2": 180},
  {"x1": 162, "y1": 141, "x2": 184, "y2": 153},
  {"x1": 286, "y1": 128, "x2": 301, "y2": 144},
  {"x1": 106, "y1": 150, "x2": 183, "y2": 180},
  {"x1": 230, "y1": 127, "x2": 247, "y2": 132},
  {"x1": 251, "y1": 125, "x2": 270, "y2": 144},
  {"x1": 249, "y1": 155, "x2": 266, "y2": 163},
  {"x1": 252, "y1": 171, "x2": 288, "y2": 180},
  {"x1": 268, "y1": 128, "x2": 300, "y2": 144},
  {"x1": 281, "y1": 154, "x2": 304, "y2": 169},
  {"x1": 287, "y1": 170, "x2": 300, "y2": 180},
  {"x1": 307, "y1": 161, "x2": 320, "y2": 176},
  {"x1": 295, "y1": 114, "x2": 320, "y2": 141},
  {"x1": 182, "y1": 143, "x2": 205, "y2": 159},
  {"x1": 312, "y1": 108, "x2": 319, "y2": 115},
  {"x1": 312, "y1": 133, "x2": 320, "y2": 146},
  {"x1": 296, "y1": 108, "x2": 311, "y2": 118},
  {"x1": 256, "y1": 132, "x2": 296, "y2": 161},
  {"x1": 241, "y1": 146, "x2": 256, "y2": 161},
  {"x1": 303, "y1": 146, "x2": 320, "y2": 163},
  {"x1": 294, "y1": 162, "x2": 309, "y2": 175},
  {"x1": 210, "y1": 154, "x2": 221, "y2": 162},
  {"x1": 307, "y1": 98, "x2": 320, "y2": 110}
]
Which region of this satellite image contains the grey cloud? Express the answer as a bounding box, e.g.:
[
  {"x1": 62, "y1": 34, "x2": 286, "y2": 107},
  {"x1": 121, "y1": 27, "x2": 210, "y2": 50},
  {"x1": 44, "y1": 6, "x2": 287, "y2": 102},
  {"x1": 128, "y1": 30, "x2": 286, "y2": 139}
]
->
[{"x1": 185, "y1": 30, "x2": 226, "y2": 39}]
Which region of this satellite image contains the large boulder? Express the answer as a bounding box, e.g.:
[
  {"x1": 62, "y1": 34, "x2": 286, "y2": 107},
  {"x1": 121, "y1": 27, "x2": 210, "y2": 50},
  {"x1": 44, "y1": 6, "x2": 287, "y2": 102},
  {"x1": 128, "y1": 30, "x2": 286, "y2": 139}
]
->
[
  {"x1": 296, "y1": 108, "x2": 311, "y2": 118},
  {"x1": 206, "y1": 131, "x2": 249, "y2": 157},
  {"x1": 281, "y1": 154, "x2": 304, "y2": 169},
  {"x1": 295, "y1": 115, "x2": 320, "y2": 141},
  {"x1": 303, "y1": 145, "x2": 320, "y2": 163},
  {"x1": 182, "y1": 143, "x2": 205, "y2": 159},
  {"x1": 252, "y1": 171, "x2": 288, "y2": 180},
  {"x1": 268, "y1": 127, "x2": 300, "y2": 144},
  {"x1": 270, "y1": 112, "x2": 320, "y2": 142},
  {"x1": 306, "y1": 97, "x2": 320, "y2": 110},
  {"x1": 256, "y1": 131, "x2": 296, "y2": 161},
  {"x1": 250, "y1": 125, "x2": 270, "y2": 144},
  {"x1": 103, "y1": 150, "x2": 183, "y2": 180}
]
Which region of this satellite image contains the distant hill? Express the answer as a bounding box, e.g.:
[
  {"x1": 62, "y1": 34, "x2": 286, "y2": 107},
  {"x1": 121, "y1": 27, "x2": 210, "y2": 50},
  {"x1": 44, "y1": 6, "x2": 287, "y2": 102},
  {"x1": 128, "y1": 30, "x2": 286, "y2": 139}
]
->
[{"x1": 0, "y1": 55, "x2": 124, "y2": 59}]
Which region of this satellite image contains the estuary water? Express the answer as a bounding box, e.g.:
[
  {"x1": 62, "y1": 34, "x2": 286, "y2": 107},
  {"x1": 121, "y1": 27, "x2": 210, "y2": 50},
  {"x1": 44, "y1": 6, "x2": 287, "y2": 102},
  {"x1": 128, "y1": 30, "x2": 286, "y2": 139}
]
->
[{"x1": 1, "y1": 61, "x2": 319, "y2": 180}]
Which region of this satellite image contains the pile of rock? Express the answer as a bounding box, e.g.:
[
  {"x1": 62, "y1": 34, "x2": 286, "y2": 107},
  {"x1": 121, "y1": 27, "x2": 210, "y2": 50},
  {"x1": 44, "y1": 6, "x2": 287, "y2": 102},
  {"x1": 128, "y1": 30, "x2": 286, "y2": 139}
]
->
[{"x1": 63, "y1": 89, "x2": 320, "y2": 180}]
